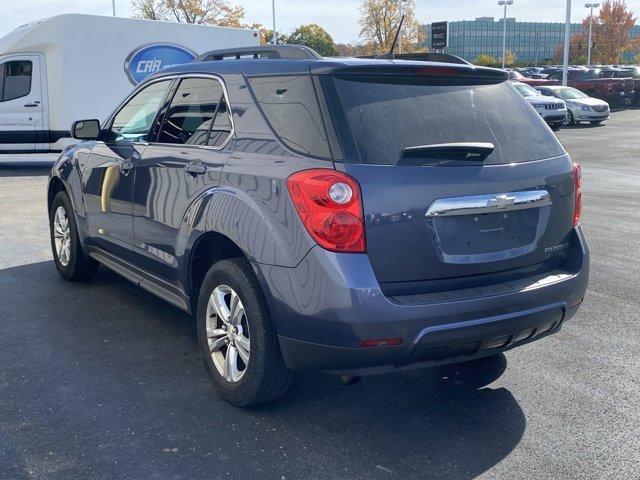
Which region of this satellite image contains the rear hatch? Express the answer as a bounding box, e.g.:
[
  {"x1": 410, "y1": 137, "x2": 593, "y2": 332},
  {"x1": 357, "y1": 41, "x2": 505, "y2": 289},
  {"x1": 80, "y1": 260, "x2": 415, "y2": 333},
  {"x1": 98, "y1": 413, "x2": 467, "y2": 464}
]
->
[{"x1": 320, "y1": 65, "x2": 576, "y2": 295}]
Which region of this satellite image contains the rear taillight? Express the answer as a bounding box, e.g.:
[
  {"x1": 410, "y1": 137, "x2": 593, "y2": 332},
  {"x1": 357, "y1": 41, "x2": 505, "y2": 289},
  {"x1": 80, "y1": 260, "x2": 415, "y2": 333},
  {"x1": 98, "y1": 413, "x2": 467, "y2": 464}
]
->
[
  {"x1": 287, "y1": 169, "x2": 366, "y2": 253},
  {"x1": 572, "y1": 162, "x2": 583, "y2": 227}
]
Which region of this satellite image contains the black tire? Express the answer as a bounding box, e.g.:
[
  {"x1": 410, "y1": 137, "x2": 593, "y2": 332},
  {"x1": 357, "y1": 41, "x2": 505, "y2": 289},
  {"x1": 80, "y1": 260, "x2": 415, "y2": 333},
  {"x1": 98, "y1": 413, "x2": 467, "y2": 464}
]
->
[
  {"x1": 49, "y1": 191, "x2": 99, "y2": 281},
  {"x1": 550, "y1": 122, "x2": 562, "y2": 131},
  {"x1": 197, "y1": 258, "x2": 293, "y2": 406},
  {"x1": 564, "y1": 110, "x2": 575, "y2": 126}
]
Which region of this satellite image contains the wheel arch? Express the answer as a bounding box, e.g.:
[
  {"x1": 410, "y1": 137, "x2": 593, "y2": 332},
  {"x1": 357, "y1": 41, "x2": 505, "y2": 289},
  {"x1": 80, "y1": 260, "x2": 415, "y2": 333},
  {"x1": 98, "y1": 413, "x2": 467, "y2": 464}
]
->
[
  {"x1": 187, "y1": 231, "x2": 247, "y2": 311},
  {"x1": 47, "y1": 176, "x2": 67, "y2": 214}
]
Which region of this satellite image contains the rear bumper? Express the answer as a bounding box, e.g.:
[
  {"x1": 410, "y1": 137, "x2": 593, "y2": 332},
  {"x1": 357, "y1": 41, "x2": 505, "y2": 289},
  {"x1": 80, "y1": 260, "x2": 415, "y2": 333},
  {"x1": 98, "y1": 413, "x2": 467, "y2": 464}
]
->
[
  {"x1": 278, "y1": 302, "x2": 580, "y2": 375},
  {"x1": 253, "y1": 227, "x2": 589, "y2": 374}
]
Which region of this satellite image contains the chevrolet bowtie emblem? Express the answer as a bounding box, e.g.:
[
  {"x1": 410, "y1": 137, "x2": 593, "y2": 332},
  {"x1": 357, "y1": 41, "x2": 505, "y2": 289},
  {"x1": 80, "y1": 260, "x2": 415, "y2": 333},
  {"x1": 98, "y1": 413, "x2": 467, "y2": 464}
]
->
[{"x1": 487, "y1": 194, "x2": 517, "y2": 209}]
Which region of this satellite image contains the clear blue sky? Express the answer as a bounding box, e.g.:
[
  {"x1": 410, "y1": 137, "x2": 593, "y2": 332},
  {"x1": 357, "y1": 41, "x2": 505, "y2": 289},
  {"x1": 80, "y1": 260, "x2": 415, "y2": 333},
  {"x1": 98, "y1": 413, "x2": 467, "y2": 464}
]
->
[{"x1": 1, "y1": 0, "x2": 639, "y2": 43}]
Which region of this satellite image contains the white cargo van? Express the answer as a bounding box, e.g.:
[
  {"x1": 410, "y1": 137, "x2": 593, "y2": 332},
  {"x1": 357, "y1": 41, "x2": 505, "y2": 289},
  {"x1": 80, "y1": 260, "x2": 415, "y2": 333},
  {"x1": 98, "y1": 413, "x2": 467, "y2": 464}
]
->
[{"x1": 0, "y1": 14, "x2": 258, "y2": 152}]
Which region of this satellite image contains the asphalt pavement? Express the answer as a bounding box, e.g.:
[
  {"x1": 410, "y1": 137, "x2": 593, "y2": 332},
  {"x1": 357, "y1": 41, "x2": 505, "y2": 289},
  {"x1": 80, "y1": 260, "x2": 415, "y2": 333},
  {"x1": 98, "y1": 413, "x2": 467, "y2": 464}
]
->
[{"x1": 0, "y1": 110, "x2": 639, "y2": 479}]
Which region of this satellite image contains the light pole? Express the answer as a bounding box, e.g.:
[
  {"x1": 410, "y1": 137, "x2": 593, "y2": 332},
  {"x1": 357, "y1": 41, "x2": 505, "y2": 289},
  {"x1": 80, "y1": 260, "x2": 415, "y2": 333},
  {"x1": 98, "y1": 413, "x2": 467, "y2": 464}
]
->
[
  {"x1": 272, "y1": 0, "x2": 277, "y2": 45},
  {"x1": 112, "y1": 0, "x2": 116, "y2": 16},
  {"x1": 498, "y1": 0, "x2": 514, "y2": 68},
  {"x1": 585, "y1": 3, "x2": 599, "y2": 66},
  {"x1": 562, "y1": 0, "x2": 572, "y2": 86}
]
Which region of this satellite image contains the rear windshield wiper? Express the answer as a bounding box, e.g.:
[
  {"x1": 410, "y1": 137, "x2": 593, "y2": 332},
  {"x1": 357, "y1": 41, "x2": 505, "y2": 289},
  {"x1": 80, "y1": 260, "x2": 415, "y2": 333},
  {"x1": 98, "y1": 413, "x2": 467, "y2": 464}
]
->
[{"x1": 399, "y1": 142, "x2": 495, "y2": 166}]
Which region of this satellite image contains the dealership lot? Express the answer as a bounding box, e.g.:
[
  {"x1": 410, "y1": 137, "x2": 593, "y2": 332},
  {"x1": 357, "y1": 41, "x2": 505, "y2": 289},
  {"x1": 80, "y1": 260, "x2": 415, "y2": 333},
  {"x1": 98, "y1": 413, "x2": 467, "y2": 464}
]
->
[{"x1": 1, "y1": 110, "x2": 639, "y2": 480}]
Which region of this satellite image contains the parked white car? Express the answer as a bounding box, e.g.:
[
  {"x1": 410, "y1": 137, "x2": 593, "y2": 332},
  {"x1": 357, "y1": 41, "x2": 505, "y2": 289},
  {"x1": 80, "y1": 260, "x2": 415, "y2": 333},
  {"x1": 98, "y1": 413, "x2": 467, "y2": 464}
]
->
[
  {"x1": 510, "y1": 81, "x2": 567, "y2": 130},
  {"x1": 536, "y1": 86, "x2": 610, "y2": 126}
]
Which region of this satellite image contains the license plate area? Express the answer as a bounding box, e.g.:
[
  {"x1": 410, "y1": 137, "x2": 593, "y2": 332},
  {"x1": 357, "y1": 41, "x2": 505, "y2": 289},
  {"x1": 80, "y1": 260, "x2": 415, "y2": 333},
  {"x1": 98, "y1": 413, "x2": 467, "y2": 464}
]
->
[
  {"x1": 433, "y1": 209, "x2": 539, "y2": 256},
  {"x1": 426, "y1": 190, "x2": 552, "y2": 265}
]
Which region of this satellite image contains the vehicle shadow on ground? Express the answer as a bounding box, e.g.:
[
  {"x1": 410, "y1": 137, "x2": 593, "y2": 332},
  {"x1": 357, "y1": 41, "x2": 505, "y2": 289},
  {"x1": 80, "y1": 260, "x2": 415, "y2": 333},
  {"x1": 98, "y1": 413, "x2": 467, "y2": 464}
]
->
[
  {"x1": 0, "y1": 261, "x2": 526, "y2": 480},
  {"x1": 563, "y1": 122, "x2": 606, "y2": 129}
]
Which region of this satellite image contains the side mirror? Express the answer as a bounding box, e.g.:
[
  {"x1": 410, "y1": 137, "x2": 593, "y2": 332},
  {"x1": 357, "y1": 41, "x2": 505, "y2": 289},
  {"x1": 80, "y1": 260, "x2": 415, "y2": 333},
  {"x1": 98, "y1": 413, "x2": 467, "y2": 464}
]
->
[{"x1": 71, "y1": 119, "x2": 101, "y2": 140}]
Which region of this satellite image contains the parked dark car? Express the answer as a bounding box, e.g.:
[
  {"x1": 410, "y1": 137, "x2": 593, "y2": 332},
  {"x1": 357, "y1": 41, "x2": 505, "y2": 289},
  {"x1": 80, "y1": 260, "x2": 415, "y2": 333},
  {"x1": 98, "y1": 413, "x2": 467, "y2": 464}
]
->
[
  {"x1": 507, "y1": 69, "x2": 559, "y2": 86},
  {"x1": 598, "y1": 67, "x2": 640, "y2": 103},
  {"x1": 547, "y1": 68, "x2": 634, "y2": 106},
  {"x1": 47, "y1": 46, "x2": 589, "y2": 406}
]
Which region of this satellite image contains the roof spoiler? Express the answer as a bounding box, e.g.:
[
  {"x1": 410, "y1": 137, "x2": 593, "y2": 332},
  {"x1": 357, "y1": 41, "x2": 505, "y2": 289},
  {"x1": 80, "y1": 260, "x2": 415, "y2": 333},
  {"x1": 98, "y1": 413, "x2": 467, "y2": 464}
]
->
[
  {"x1": 194, "y1": 45, "x2": 322, "y2": 62},
  {"x1": 359, "y1": 52, "x2": 470, "y2": 65}
]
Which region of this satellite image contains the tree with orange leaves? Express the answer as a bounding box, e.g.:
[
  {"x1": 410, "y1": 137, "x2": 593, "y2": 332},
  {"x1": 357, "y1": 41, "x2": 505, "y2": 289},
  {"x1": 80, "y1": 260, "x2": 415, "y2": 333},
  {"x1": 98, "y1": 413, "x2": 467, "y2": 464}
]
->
[
  {"x1": 589, "y1": 0, "x2": 639, "y2": 63},
  {"x1": 556, "y1": 0, "x2": 639, "y2": 65}
]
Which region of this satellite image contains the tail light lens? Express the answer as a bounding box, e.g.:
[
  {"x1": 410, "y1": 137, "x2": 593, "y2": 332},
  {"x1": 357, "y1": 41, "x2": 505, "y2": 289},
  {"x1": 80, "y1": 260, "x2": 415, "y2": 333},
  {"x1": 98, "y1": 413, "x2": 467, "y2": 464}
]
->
[
  {"x1": 572, "y1": 162, "x2": 583, "y2": 227},
  {"x1": 287, "y1": 169, "x2": 366, "y2": 253}
]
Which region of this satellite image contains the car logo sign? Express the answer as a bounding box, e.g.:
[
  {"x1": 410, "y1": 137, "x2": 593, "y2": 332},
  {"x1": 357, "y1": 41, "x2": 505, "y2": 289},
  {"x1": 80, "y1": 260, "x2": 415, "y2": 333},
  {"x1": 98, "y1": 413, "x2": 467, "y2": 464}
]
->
[
  {"x1": 125, "y1": 44, "x2": 197, "y2": 85},
  {"x1": 487, "y1": 194, "x2": 516, "y2": 209}
]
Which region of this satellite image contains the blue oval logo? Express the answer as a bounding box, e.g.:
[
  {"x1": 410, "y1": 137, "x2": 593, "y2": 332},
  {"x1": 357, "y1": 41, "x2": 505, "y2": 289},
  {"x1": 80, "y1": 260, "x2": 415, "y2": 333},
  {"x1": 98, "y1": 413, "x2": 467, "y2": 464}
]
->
[{"x1": 125, "y1": 44, "x2": 196, "y2": 85}]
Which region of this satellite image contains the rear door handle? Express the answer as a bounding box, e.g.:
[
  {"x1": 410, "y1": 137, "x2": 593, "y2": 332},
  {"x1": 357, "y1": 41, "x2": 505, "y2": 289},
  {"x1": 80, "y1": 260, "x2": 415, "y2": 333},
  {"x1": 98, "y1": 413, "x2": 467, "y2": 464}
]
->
[{"x1": 185, "y1": 164, "x2": 207, "y2": 176}]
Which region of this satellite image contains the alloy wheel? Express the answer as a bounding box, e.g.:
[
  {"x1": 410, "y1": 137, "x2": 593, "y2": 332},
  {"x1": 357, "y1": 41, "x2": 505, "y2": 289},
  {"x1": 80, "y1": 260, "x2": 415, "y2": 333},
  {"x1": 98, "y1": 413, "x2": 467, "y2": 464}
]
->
[
  {"x1": 53, "y1": 206, "x2": 71, "y2": 266},
  {"x1": 205, "y1": 285, "x2": 250, "y2": 383},
  {"x1": 564, "y1": 110, "x2": 574, "y2": 126}
]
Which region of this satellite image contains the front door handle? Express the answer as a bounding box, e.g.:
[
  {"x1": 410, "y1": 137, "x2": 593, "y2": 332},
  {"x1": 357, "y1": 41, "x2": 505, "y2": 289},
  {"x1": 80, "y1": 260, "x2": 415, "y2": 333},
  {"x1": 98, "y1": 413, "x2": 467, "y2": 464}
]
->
[
  {"x1": 24, "y1": 103, "x2": 39, "y2": 108},
  {"x1": 119, "y1": 160, "x2": 134, "y2": 175},
  {"x1": 185, "y1": 164, "x2": 207, "y2": 176}
]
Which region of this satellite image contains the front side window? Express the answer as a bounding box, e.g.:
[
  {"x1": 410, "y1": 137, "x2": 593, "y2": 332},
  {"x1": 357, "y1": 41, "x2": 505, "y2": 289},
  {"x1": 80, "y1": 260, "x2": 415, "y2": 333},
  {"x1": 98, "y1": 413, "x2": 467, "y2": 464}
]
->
[
  {"x1": 109, "y1": 80, "x2": 172, "y2": 142},
  {"x1": 0, "y1": 60, "x2": 32, "y2": 102},
  {"x1": 157, "y1": 77, "x2": 231, "y2": 146},
  {"x1": 248, "y1": 75, "x2": 331, "y2": 159}
]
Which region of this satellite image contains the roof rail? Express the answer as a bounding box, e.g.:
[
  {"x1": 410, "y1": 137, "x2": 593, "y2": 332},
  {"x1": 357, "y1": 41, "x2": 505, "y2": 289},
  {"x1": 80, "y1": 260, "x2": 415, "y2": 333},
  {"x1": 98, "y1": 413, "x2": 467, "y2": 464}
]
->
[
  {"x1": 358, "y1": 52, "x2": 470, "y2": 65},
  {"x1": 194, "y1": 45, "x2": 322, "y2": 62}
]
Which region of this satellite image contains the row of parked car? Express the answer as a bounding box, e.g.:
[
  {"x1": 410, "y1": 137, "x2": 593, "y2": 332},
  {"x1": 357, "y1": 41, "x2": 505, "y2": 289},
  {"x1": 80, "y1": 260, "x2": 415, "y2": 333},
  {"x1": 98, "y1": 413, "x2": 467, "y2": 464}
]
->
[
  {"x1": 508, "y1": 65, "x2": 640, "y2": 107},
  {"x1": 511, "y1": 81, "x2": 611, "y2": 130}
]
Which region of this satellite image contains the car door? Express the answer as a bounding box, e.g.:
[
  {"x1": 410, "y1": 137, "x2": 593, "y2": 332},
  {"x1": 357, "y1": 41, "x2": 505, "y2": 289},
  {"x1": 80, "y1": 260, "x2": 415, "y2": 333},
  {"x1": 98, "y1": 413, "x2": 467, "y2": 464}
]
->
[
  {"x1": 80, "y1": 78, "x2": 174, "y2": 263},
  {"x1": 0, "y1": 55, "x2": 43, "y2": 151},
  {"x1": 133, "y1": 75, "x2": 233, "y2": 292}
]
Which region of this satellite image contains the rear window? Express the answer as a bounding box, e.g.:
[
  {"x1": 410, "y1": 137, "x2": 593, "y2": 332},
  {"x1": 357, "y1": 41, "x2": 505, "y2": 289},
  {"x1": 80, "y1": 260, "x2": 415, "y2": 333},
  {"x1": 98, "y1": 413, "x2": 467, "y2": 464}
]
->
[{"x1": 330, "y1": 76, "x2": 565, "y2": 165}]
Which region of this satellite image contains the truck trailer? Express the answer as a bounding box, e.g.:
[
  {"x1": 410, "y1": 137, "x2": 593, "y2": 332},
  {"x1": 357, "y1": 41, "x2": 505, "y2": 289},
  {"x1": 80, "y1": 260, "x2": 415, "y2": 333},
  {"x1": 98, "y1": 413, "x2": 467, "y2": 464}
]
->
[{"x1": 0, "y1": 14, "x2": 258, "y2": 152}]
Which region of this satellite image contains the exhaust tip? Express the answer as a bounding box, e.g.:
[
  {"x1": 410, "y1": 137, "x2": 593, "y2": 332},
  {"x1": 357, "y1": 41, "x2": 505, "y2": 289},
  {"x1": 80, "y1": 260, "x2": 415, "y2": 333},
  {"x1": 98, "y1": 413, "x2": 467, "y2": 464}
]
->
[{"x1": 340, "y1": 375, "x2": 362, "y2": 386}]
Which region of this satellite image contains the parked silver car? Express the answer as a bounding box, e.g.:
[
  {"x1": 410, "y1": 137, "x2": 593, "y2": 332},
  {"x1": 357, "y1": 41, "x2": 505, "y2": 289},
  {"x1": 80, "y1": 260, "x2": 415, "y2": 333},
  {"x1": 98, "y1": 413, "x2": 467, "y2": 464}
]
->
[
  {"x1": 536, "y1": 86, "x2": 610, "y2": 126},
  {"x1": 510, "y1": 81, "x2": 567, "y2": 130}
]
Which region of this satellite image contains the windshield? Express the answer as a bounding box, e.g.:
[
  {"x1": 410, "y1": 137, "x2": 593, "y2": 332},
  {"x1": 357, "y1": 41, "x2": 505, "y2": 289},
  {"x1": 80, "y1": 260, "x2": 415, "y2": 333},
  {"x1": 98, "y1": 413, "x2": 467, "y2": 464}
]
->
[
  {"x1": 579, "y1": 70, "x2": 601, "y2": 80},
  {"x1": 555, "y1": 87, "x2": 588, "y2": 100},
  {"x1": 328, "y1": 76, "x2": 565, "y2": 165},
  {"x1": 513, "y1": 83, "x2": 540, "y2": 97}
]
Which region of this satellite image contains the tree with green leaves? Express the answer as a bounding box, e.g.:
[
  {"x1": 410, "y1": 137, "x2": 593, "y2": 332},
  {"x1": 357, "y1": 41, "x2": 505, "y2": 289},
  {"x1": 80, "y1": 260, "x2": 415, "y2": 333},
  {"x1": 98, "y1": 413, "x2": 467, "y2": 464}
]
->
[
  {"x1": 287, "y1": 24, "x2": 339, "y2": 56},
  {"x1": 474, "y1": 54, "x2": 500, "y2": 67}
]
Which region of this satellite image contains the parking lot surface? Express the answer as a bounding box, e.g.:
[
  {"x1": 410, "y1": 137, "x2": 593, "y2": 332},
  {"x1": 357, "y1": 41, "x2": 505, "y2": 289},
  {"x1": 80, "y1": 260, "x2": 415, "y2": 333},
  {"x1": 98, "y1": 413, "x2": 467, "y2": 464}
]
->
[{"x1": 1, "y1": 110, "x2": 639, "y2": 480}]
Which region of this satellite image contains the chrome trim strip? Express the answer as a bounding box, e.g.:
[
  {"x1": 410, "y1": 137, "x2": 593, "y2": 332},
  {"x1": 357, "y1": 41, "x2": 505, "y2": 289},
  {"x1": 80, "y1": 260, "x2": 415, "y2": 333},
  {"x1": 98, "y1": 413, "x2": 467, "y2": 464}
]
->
[{"x1": 425, "y1": 190, "x2": 552, "y2": 218}]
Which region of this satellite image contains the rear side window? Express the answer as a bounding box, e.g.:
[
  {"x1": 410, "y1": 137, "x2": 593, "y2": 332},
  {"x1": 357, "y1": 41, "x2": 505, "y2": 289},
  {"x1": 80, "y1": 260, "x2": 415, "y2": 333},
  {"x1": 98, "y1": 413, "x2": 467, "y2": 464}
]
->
[
  {"x1": 248, "y1": 75, "x2": 331, "y2": 159},
  {"x1": 158, "y1": 77, "x2": 232, "y2": 147},
  {"x1": 0, "y1": 61, "x2": 32, "y2": 102},
  {"x1": 330, "y1": 76, "x2": 565, "y2": 165}
]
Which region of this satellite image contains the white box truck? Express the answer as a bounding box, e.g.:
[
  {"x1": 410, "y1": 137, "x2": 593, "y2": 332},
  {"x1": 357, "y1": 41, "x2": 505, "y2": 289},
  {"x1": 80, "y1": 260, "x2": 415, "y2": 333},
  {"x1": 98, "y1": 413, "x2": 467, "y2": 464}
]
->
[{"x1": 0, "y1": 14, "x2": 258, "y2": 152}]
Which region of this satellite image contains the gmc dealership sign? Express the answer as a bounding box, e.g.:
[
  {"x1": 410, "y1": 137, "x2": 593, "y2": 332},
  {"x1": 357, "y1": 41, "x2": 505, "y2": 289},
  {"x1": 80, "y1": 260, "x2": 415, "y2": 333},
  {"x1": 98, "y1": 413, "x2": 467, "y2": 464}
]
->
[{"x1": 431, "y1": 21, "x2": 449, "y2": 49}]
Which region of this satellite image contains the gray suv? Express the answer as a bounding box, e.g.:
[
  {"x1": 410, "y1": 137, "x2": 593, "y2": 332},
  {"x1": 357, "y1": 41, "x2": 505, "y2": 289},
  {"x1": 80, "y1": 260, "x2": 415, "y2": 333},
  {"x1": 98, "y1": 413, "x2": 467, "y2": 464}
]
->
[{"x1": 47, "y1": 46, "x2": 589, "y2": 406}]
